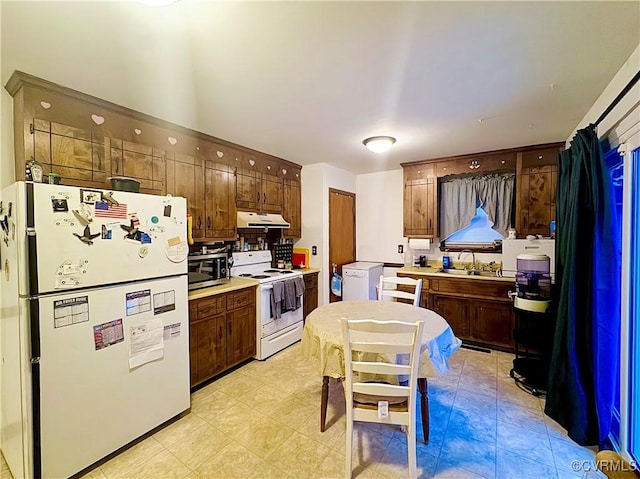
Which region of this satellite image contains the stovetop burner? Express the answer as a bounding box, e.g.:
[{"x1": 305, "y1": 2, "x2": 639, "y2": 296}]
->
[
  {"x1": 252, "y1": 275, "x2": 270, "y2": 279},
  {"x1": 239, "y1": 273, "x2": 253, "y2": 277},
  {"x1": 279, "y1": 270, "x2": 294, "y2": 274},
  {"x1": 264, "y1": 269, "x2": 279, "y2": 273}
]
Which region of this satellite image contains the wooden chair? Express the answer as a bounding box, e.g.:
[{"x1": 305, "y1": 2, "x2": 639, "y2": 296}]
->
[
  {"x1": 594, "y1": 450, "x2": 640, "y2": 479},
  {"x1": 341, "y1": 319, "x2": 425, "y2": 479},
  {"x1": 378, "y1": 276, "x2": 423, "y2": 307}
]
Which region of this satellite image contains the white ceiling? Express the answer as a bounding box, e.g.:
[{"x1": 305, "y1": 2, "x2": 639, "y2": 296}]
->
[{"x1": 2, "y1": 1, "x2": 639, "y2": 174}]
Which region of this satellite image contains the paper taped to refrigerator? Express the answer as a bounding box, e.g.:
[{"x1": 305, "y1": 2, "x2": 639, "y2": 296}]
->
[
  {"x1": 126, "y1": 289, "x2": 151, "y2": 316},
  {"x1": 53, "y1": 296, "x2": 89, "y2": 328},
  {"x1": 93, "y1": 319, "x2": 124, "y2": 350},
  {"x1": 129, "y1": 318, "x2": 164, "y2": 369},
  {"x1": 153, "y1": 290, "x2": 175, "y2": 315},
  {"x1": 163, "y1": 322, "x2": 181, "y2": 341}
]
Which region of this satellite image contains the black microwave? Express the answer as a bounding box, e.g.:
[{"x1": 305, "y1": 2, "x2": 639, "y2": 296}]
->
[{"x1": 187, "y1": 252, "x2": 230, "y2": 290}]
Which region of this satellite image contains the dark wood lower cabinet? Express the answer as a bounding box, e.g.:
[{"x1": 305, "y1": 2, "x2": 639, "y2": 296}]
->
[
  {"x1": 432, "y1": 294, "x2": 470, "y2": 338},
  {"x1": 303, "y1": 272, "x2": 319, "y2": 320},
  {"x1": 226, "y1": 307, "x2": 256, "y2": 367},
  {"x1": 189, "y1": 286, "x2": 256, "y2": 388},
  {"x1": 472, "y1": 300, "x2": 513, "y2": 350},
  {"x1": 399, "y1": 273, "x2": 515, "y2": 352}
]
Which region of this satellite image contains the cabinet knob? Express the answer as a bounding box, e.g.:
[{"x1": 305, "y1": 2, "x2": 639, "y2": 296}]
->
[
  {"x1": 263, "y1": 192, "x2": 266, "y2": 204},
  {"x1": 207, "y1": 217, "x2": 211, "y2": 228}
]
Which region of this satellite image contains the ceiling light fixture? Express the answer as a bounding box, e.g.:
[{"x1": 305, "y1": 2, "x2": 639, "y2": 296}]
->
[{"x1": 362, "y1": 136, "x2": 396, "y2": 153}]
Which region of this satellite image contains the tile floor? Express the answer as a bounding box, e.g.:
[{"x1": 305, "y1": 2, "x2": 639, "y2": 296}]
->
[{"x1": 2, "y1": 343, "x2": 596, "y2": 479}]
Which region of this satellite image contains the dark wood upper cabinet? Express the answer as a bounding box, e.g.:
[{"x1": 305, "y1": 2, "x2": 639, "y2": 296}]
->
[
  {"x1": 402, "y1": 142, "x2": 564, "y2": 240},
  {"x1": 235, "y1": 152, "x2": 262, "y2": 211},
  {"x1": 7, "y1": 71, "x2": 301, "y2": 243},
  {"x1": 204, "y1": 159, "x2": 237, "y2": 241},
  {"x1": 403, "y1": 164, "x2": 437, "y2": 238},
  {"x1": 516, "y1": 145, "x2": 563, "y2": 238},
  {"x1": 282, "y1": 166, "x2": 302, "y2": 239}
]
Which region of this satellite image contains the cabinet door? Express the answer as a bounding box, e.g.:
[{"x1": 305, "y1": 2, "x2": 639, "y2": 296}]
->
[
  {"x1": 403, "y1": 165, "x2": 436, "y2": 237},
  {"x1": 283, "y1": 171, "x2": 301, "y2": 238},
  {"x1": 236, "y1": 153, "x2": 261, "y2": 211},
  {"x1": 50, "y1": 121, "x2": 94, "y2": 182},
  {"x1": 205, "y1": 161, "x2": 237, "y2": 240},
  {"x1": 471, "y1": 300, "x2": 514, "y2": 349},
  {"x1": 193, "y1": 314, "x2": 226, "y2": 384},
  {"x1": 517, "y1": 146, "x2": 560, "y2": 238},
  {"x1": 226, "y1": 306, "x2": 256, "y2": 366},
  {"x1": 432, "y1": 294, "x2": 469, "y2": 339},
  {"x1": 303, "y1": 273, "x2": 318, "y2": 320},
  {"x1": 168, "y1": 153, "x2": 205, "y2": 239},
  {"x1": 261, "y1": 161, "x2": 283, "y2": 214}
]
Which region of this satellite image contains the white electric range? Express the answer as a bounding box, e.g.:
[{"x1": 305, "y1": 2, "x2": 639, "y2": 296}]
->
[{"x1": 230, "y1": 251, "x2": 304, "y2": 360}]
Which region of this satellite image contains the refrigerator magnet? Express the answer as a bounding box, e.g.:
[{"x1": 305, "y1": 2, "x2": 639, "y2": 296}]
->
[
  {"x1": 138, "y1": 246, "x2": 149, "y2": 258},
  {"x1": 52, "y1": 198, "x2": 69, "y2": 212},
  {"x1": 165, "y1": 239, "x2": 188, "y2": 263},
  {"x1": 80, "y1": 189, "x2": 103, "y2": 204},
  {"x1": 73, "y1": 225, "x2": 100, "y2": 245},
  {"x1": 140, "y1": 233, "x2": 152, "y2": 244},
  {"x1": 101, "y1": 225, "x2": 112, "y2": 240}
]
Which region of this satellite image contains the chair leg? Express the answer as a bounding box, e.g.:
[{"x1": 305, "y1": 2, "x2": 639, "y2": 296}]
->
[
  {"x1": 345, "y1": 413, "x2": 353, "y2": 479},
  {"x1": 407, "y1": 422, "x2": 417, "y2": 479},
  {"x1": 418, "y1": 378, "x2": 429, "y2": 443},
  {"x1": 321, "y1": 376, "x2": 329, "y2": 432}
]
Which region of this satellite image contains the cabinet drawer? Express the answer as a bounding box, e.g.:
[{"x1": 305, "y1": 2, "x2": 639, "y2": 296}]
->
[
  {"x1": 227, "y1": 288, "x2": 253, "y2": 311},
  {"x1": 304, "y1": 273, "x2": 318, "y2": 288},
  {"x1": 396, "y1": 273, "x2": 428, "y2": 291},
  {"x1": 196, "y1": 295, "x2": 226, "y2": 319},
  {"x1": 430, "y1": 278, "x2": 512, "y2": 301}
]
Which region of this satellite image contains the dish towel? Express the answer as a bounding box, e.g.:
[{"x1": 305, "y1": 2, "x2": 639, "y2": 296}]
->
[
  {"x1": 271, "y1": 281, "x2": 285, "y2": 319},
  {"x1": 293, "y1": 276, "x2": 306, "y2": 309},
  {"x1": 283, "y1": 279, "x2": 297, "y2": 312}
]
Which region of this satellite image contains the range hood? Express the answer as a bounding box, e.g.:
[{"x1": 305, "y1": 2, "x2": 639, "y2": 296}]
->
[{"x1": 237, "y1": 211, "x2": 290, "y2": 229}]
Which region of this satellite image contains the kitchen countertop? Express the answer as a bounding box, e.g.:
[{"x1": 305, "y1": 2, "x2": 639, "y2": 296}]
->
[
  {"x1": 300, "y1": 268, "x2": 321, "y2": 275},
  {"x1": 397, "y1": 266, "x2": 515, "y2": 283},
  {"x1": 188, "y1": 277, "x2": 257, "y2": 300}
]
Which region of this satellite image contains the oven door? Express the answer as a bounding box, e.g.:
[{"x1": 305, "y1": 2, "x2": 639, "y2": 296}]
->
[{"x1": 260, "y1": 282, "x2": 304, "y2": 338}]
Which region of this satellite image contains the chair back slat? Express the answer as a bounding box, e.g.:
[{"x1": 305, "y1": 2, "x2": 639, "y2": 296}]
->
[
  {"x1": 377, "y1": 276, "x2": 423, "y2": 307},
  {"x1": 352, "y1": 361, "x2": 411, "y2": 376},
  {"x1": 352, "y1": 383, "x2": 410, "y2": 397},
  {"x1": 351, "y1": 342, "x2": 414, "y2": 355}
]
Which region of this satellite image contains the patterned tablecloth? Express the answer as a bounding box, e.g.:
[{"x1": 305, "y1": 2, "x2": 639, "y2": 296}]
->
[{"x1": 301, "y1": 300, "x2": 462, "y2": 379}]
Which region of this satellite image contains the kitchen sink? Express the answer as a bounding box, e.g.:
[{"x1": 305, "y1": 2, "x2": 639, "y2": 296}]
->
[{"x1": 439, "y1": 269, "x2": 472, "y2": 276}]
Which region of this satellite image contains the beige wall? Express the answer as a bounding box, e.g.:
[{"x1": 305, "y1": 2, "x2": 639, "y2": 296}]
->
[
  {"x1": 298, "y1": 163, "x2": 356, "y2": 306},
  {"x1": 355, "y1": 169, "x2": 405, "y2": 265}
]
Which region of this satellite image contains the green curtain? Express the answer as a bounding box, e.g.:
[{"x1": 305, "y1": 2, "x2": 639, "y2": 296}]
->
[{"x1": 545, "y1": 125, "x2": 602, "y2": 446}]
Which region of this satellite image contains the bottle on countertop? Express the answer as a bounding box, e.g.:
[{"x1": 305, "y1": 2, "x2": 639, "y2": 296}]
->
[{"x1": 442, "y1": 249, "x2": 451, "y2": 269}]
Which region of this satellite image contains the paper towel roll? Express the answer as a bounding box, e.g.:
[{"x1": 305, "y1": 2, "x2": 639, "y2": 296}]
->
[{"x1": 408, "y1": 238, "x2": 430, "y2": 251}]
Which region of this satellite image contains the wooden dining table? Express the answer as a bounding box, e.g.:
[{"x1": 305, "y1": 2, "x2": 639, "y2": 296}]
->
[{"x1": 301, "y1": 300, "x2": 462, "y2": 443}]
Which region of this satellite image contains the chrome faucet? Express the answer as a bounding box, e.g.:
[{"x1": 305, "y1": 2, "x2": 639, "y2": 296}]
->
[{"x1": 458, "y1": 249, "x2": 476, "y2": 271}]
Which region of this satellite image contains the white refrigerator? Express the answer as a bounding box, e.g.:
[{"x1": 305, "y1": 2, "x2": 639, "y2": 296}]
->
[{"x1": 0, "y1": 182, "x2": 191, "y2": 479}]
